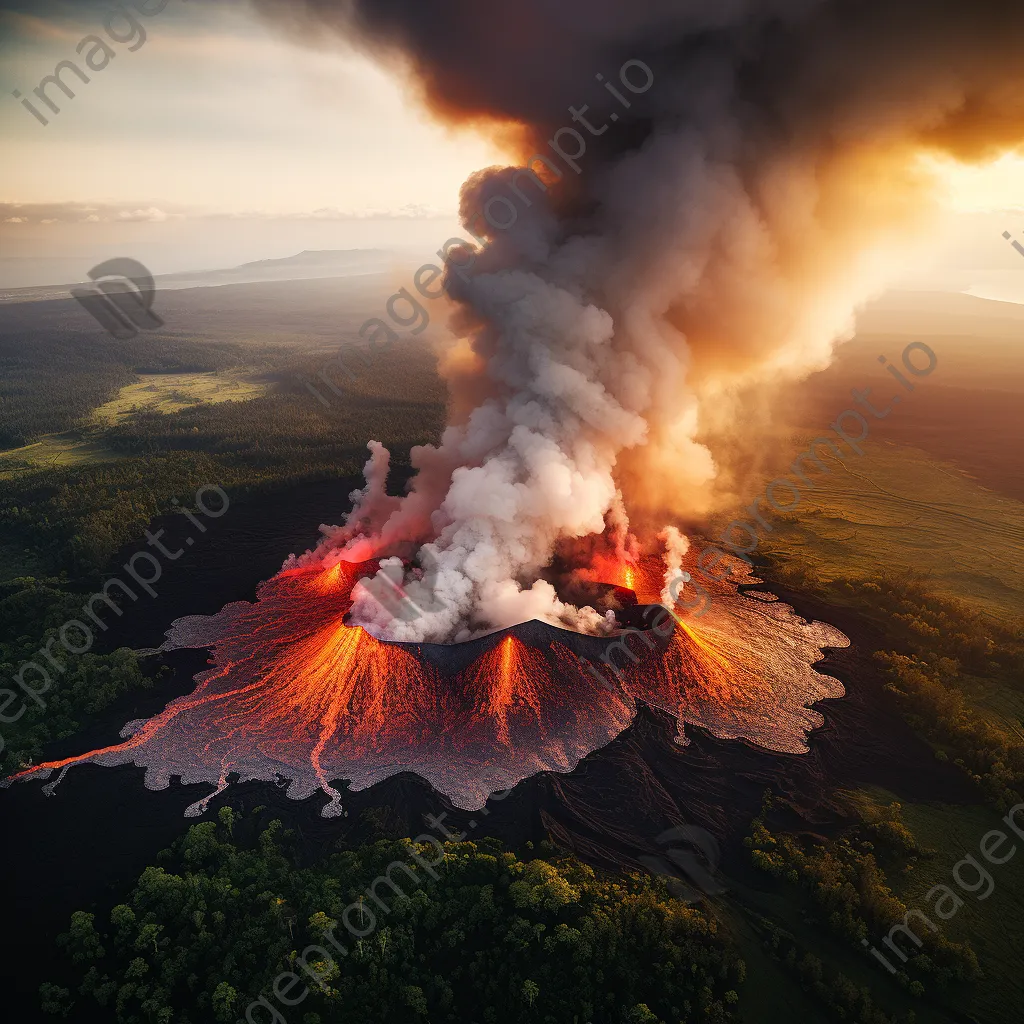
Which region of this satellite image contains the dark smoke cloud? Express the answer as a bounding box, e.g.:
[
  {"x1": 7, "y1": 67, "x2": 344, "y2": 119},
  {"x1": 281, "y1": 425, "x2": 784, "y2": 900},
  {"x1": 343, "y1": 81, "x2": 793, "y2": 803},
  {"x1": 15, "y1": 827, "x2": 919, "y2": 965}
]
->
[
  {"x1": 254, "y1": 0, "x2": 1024, "y2": 153},
  {"x1": 254, "y1": 0, "x2": 691, "y2": 130},
  {"x1": 255, "y1": 0, "x2": 1024, "y2": 641}
]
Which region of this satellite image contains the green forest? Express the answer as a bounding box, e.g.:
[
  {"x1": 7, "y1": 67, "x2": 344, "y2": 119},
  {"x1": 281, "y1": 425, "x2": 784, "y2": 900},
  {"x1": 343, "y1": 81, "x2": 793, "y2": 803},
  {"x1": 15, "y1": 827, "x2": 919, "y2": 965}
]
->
[
  {"x1": 41, "y1": 814, "x2": 745, "y2": 1024},
  {"x1": 0, "y1": 329, "x2": 446, "y2": 578}
]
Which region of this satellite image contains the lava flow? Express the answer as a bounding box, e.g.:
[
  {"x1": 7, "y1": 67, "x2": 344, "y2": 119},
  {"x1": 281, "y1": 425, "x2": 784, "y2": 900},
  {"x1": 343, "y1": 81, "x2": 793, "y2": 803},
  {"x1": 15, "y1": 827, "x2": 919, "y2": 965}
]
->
[{"x1": 7, "y1": 546, "x2": 846, "y2": 815}]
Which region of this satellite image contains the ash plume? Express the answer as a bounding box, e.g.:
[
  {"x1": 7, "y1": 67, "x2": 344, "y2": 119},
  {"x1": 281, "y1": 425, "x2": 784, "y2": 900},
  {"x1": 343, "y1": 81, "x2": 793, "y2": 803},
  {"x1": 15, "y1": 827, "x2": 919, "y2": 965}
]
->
[{"x1": 259, "y1": 0, "x2": 1024, "y2": 642}]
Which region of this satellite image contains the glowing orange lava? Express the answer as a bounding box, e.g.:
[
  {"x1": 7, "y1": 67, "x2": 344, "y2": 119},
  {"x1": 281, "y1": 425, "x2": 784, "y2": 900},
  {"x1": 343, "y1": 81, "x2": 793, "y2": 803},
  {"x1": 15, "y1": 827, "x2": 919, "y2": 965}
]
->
[
  {"x1": 8, "y1": 547, "x2": 847, "y2": 814},
  {"x1": 579, "y1": 552, "x2": 663, "y2": 603}
]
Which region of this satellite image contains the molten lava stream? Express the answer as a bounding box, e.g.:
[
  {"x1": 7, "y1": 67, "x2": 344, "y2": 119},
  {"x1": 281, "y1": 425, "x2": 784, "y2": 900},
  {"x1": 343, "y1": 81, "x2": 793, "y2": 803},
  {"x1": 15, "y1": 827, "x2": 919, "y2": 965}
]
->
[
  {"x1": 461, "y1": 637, "x2": 548, "y2": 751},
  {"x1": 6, "y1": 547, "x2": 848, "y2": 816},
  {"x1": 613, "y1": 552, "x2": 848, "y2": 753}
]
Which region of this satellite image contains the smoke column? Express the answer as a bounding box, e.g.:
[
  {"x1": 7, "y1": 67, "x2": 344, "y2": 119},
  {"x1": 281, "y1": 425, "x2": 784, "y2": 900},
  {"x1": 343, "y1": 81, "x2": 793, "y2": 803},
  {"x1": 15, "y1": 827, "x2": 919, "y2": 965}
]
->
[{"x1": 257, "y1": 0, "x2": 1024, "y2": 643}]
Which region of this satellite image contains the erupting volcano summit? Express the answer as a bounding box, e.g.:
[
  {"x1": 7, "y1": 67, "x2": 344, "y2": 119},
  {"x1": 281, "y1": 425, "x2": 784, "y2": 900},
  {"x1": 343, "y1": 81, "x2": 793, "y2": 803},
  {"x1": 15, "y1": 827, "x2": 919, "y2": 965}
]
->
[{"x1": 11, "y1": 537, "x2": 847, "y2": 816}]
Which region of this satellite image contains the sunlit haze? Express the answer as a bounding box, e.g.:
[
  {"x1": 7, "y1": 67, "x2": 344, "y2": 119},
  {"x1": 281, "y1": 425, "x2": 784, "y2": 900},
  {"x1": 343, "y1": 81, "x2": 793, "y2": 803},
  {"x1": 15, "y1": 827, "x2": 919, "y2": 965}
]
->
[
  {"x1": 0, "y1": 0, "x2": 509, "y2": 281},
  {"x1": 2, "y1": 2, "x2": 1023, "y2": 292}
]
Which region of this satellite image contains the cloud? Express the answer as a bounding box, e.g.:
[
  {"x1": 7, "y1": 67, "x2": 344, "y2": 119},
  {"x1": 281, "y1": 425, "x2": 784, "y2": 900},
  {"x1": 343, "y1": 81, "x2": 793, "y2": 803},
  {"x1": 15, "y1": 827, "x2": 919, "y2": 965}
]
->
[
  {"x1": 115, "y1": 207, "x2": 173, "y2": 223},
  {"x1": 0, "y1": 201, "x2": 183, "y2": 224},
  {"x1": 0, "y1": 8, "x2": 83, "y2": 43},
  {"x1": 0, "y1": 201, "x2": 453, "y2": 224},
  {"x1": 294, "y1": 203, "x2": 451, "y2": 220}
]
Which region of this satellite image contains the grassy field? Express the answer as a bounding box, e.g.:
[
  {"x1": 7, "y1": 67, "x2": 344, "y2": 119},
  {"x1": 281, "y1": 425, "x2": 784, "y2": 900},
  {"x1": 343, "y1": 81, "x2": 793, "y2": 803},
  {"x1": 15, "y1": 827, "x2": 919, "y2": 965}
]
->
[
  {"x1": 844, "y1": 786, "x2": 1024, "y2": 1024},
  {"x1": 0, "y1": 432, "x2": 125, "y2": 471},
  {"x1": 0, "y1": 369, "x2": 269, "y2": 472},
  {"x1": 90, "y1": 370, "x2": 268, "y2": 426},
  {"x1": 758, "y1": 439, "x2": 1024, "y2": 626}
]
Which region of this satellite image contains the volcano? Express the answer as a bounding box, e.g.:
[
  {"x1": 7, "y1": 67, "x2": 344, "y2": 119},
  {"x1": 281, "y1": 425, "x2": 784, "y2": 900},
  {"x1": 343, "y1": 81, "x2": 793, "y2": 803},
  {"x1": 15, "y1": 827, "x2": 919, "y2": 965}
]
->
[{"x1": 8, "y1": 545, "x2": 847, "y2": 816}]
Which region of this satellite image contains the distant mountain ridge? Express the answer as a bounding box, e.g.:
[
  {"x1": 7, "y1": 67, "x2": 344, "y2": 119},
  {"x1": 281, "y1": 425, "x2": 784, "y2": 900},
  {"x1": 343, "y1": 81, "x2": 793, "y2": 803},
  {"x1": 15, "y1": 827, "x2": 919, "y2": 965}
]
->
[
  {"x1": 234, "y1": 249, "x2": 393, "y2": 270},
  {"x1": 0, "y1": 248, "x2": 414, "y2": 304}
]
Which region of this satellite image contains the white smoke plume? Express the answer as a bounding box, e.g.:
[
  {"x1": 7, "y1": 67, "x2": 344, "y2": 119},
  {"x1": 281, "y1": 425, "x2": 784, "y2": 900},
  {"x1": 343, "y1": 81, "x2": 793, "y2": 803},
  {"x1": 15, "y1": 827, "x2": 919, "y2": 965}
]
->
[
  {"x1": 658, "y1": 526, "x2": 690, "y2": 609},
  {"x1": 256, "y1": 0, "x2": 1024, "y2": 642}
]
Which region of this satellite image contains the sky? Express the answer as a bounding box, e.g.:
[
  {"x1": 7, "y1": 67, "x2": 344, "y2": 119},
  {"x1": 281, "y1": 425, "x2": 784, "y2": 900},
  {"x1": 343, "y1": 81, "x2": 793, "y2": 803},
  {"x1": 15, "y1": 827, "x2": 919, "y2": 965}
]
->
[
  {"x1": 0, "y1": 0, "x2": 1023, "y2": 293},
  {"x1": 0, "y1": 0, "x2": 507, "y2": 282}
]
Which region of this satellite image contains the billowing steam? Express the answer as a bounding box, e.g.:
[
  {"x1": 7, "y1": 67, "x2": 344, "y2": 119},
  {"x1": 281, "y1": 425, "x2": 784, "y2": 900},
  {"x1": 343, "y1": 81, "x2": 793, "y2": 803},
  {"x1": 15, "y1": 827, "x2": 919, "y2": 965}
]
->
[
  {"x1": 260, "y1": 0, "x2": 1024, "y2": 642},
  {"x1": 658, "y1": 526, "x2": 690, "y2": 609}
]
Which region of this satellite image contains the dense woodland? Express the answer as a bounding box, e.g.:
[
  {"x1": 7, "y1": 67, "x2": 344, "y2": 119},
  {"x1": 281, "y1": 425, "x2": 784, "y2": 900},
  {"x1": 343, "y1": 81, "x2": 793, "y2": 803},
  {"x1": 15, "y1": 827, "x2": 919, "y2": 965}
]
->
[
  {"x1": 41, "y1": 812, "x2": 746, "y2": 1024},
  {"x1": 0, "y1": 576, "x2": 150, "y2": 774},
  {"x1": 0, "y1": 329, "x2": 251, "y2": 447},
  {"x1": 0, "y1": 331, "x2": 446, "y2": 577}
]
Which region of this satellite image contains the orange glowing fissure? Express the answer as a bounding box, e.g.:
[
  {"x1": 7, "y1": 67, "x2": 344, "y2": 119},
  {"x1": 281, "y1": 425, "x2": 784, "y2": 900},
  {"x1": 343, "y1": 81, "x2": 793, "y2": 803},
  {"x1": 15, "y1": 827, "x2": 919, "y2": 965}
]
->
[
  {"x1": 577, "y1": 552, "x2": 662, "y2": 603},
  {"x1": 7, "y1": 549, "x2": 848, "y2": 814}
]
